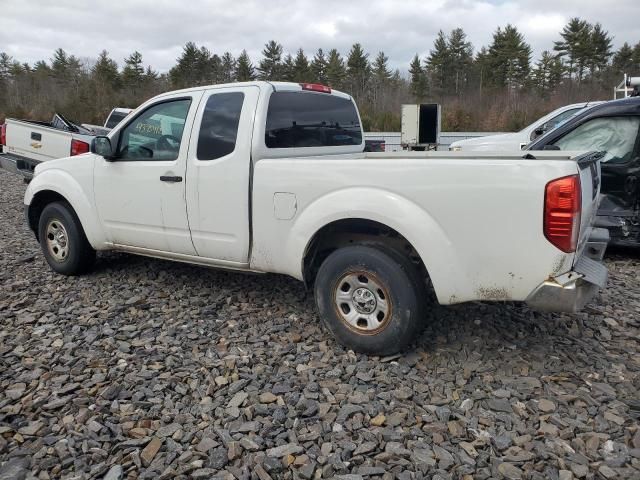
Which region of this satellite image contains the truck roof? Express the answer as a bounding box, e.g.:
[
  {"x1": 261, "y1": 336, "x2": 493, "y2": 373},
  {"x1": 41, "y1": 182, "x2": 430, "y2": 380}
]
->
[{"x1": 154, "y1": 81, "x2": 353, "y2": 101}]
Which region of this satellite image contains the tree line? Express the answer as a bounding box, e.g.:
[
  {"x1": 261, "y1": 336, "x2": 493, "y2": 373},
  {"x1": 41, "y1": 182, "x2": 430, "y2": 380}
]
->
[{"x1": 0, "y1": 17, "x2": 638, "y2": 132}]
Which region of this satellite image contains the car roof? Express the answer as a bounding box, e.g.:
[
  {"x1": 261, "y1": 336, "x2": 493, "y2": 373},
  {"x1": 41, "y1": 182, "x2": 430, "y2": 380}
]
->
[{"x1": 527, "y1": 97, "x2": 640, "y2": 149}]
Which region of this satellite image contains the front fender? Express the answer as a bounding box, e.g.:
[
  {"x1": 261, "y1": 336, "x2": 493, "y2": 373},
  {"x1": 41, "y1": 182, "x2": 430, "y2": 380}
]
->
[
  {"x1": 24, "y1": 168, "x2": 107, "y2": 249},
  {"x1": 253, "y1": 186, "x2": 465, "y2": 304}
]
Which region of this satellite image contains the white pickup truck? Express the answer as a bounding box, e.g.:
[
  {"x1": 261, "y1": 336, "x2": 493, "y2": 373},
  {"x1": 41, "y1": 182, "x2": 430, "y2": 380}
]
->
[
  {"x1": 0, "y1": 113, "x2": 94, "y2": 179},
  {"x1": 23, "y1": 81, "x2": 609, "y2": 354}
]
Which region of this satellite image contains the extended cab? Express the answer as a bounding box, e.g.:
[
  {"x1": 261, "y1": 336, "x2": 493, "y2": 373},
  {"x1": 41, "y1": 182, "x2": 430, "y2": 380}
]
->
[
  {"x1": 24, "y1": 81, "x2": 609, "y2": 354},
  {"x1": 0, "y1": 113, "x2": 94, "y2": 179}
]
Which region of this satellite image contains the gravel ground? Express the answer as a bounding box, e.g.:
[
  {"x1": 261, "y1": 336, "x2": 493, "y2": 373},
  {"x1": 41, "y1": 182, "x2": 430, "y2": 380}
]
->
[{"x1": 1, "y1": 167, "x2": 639, "y2": 480}]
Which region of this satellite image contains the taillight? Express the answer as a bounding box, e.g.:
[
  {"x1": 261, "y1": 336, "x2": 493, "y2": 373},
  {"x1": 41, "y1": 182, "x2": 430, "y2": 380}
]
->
[
  {"x1": 0, "y1": 123, "x2": 6, "y2": 146},
  {"x1": 300, "y1": 83, "x2": 331, "y2": 94},
  {"x1": 544, "y1": 174, "x2": 581, "y2": 253},
  {"x1": 381, "y1": 142, "x2": 385, "y2": 152},
  {"x1": 70, "y1": 139, "x2": 90, "y2": 156}
]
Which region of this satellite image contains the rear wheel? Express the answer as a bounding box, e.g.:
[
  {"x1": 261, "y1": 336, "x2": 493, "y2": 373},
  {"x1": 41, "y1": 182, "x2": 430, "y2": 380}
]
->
[
  {"x1": 314, "y1": 245, "x2": 426, "y2": 355},
  {"x1": 38, "y1": 202, "x2": 95, "y2": 275}
]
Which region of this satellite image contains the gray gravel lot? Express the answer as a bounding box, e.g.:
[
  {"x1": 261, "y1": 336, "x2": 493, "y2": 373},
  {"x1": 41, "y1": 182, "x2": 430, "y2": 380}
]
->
[{"x1": 1, "y1": 167, "x2": 639, "y2": 480}]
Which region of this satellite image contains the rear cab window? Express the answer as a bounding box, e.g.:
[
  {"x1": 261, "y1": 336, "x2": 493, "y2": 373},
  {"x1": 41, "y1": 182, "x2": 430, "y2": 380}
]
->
[
  {"x1": 106, "y1": 112, "x2": 128, "y2": 129},
  {"x1": 265, "y1": 91, "x2": 362, "y2": 148}
]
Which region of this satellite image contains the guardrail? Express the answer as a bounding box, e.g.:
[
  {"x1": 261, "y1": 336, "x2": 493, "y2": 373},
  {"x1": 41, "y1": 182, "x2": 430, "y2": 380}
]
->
[{"x1": 364, "y1": 131, "x2": 507, "y2": 151}]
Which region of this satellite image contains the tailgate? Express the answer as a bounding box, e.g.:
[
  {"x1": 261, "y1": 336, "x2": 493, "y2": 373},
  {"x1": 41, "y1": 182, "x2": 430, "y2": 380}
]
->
[
  {"x1": 5, "y1": 121, "x2": 73, "y2": 162},
  {"x1": 575, "y1": 151, "x2": 603, "y2": 258}
]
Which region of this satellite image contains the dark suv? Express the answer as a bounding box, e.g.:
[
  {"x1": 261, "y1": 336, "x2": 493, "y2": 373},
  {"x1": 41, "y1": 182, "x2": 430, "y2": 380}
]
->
[{"x1": 527, "y1": 97, "x2": 640, "y2": 247}]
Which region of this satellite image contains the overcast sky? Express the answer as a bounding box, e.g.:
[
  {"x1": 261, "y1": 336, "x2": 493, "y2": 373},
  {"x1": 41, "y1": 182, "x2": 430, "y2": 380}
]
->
[{"x1": 1, "y1": 0, "x2": 639, "y2": 74}]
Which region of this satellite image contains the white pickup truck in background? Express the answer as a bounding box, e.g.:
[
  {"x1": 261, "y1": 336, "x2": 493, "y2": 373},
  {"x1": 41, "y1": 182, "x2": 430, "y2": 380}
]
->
[
  {"x1": 24, "y1": 81, "x2": 609, "y2": 354},
  {"x1": 449, "y1": 102, "x2": 603, "y2": 151},
  {"x1": 0, "y1": 113, "x2": 95, "y2": 179},
  {"x1": 82, "y1": 107, "x2": 134, "y2": 136}
]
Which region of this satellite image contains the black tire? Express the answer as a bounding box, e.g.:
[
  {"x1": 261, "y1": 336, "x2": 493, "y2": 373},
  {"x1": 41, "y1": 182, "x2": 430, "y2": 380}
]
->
[
  {"x1": 314, "y1": 245, "x2": 426, "y2": 355},
  {"x1": 38, "y1": 201, "x2": 95, "y2": 275}
]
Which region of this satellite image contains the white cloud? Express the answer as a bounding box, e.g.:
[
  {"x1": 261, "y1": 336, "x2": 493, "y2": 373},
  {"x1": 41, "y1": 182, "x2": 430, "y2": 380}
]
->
[{"x1": 1, "y1": 0, "x2": 638, "y2": 73}]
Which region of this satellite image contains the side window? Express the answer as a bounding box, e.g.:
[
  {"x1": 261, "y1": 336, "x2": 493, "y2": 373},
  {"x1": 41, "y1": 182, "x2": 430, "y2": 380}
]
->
[
  {"x1": 530, "y1": 108, "x2": 582, "y2": 141},
  {"x1": 265, "y1": 91, "x2": 362, "y2": 148},
  {"x1": 552, "y1": 117, "x2": 640, "y2": 164},
  {"x1": 197, "y1": 92, "x2": 244, "y2": 160},
  {"x1": 118, "y1": 99, "x2": 191, "y2": 161}
]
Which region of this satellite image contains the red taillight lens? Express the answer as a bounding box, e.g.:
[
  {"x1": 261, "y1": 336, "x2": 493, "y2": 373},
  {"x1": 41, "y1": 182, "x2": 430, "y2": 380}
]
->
[
  {"x1": 70, "y1": 139, "x2": 90, "y2": 156},
  {"x1": 300, "y1": 83, "x2": 331, "y2": 93},
  {"x1": 381, "y1": 142, "x2": 385, "y2": 152},
  {"x1": 0, "y1": 123, "x2": 6, "y2": 146},
  {"x1": 544, "y1": 174, "x2": 581, "y2": 253}
]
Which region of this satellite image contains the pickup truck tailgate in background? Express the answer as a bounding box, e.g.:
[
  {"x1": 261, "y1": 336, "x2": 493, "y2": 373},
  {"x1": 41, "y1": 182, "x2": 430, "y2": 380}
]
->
[{"x1": 5, "y1": 121, "x2": 74, "y2": 162}]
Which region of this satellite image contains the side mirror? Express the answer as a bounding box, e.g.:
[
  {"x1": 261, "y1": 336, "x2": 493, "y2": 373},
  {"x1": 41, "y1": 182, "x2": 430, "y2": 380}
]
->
[
  {"x1": 91, "y1": 136, "x2": 115, "y2": 160},
  {"x1": 532, "y1": 124, "x2": 547, "y2": 139}
]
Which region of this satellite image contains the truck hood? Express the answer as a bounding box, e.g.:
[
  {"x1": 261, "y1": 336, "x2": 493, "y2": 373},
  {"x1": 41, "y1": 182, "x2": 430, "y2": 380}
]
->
[
  {"x1": 450, "y1": 132, "x2": 522, "y2": 151},
  {"x1": 33, "y1": 153, "x2": 94, "y2": 177}
]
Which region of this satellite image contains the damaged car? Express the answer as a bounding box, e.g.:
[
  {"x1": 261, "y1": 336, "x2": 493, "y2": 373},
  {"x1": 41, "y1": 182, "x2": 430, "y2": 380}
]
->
[{"x1": 528, "y1": 97, "x2": 640, "y2": 247}]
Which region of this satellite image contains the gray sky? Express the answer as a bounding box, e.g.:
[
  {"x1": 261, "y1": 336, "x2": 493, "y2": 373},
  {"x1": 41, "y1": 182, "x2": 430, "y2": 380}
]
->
[{"x1": 1, "y1": 0, "x2": 639, "y2": 73}]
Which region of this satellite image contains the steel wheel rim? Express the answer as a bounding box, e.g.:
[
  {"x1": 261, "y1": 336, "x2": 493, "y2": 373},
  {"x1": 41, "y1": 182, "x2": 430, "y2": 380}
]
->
[
  {"x1": 333, "y1": 271, "x2": 392, "y2": 334},
  {"x1": 45, "y1": 218, "x2": 69, "y2": 262}
]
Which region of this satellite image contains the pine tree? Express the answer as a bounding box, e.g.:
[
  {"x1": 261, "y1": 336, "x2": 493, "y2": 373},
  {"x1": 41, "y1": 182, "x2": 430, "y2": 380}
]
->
[
  {"x1": 281, "y1": 54, "x2": 295, "y2": 81},
  {"x1": 325, "y1": 49, "x2": 346, "y2": 90},
  {"x1": 220, "y1": 52, "x2": 236, "y2": 83},
  {"x1": 346, "y1": 43, "x2": 370, "y2": 100},
  {"x1": 633, "y1": 42, "x2": 640, "y2": 71},
  {"x1": 0, "y1": 52, "x2": 13, "y2": 81},
  {"x1": 122, "y1": 51, "x2": 145, "y2": 90},
  {"x1": 588, "y1": 23, "x2": 613, "y2": 77},
  {"x1": 554, "y1": 18, "x2": 592, "y2": 81},
  {"x1": 92, "y1": 50, "x2": 119, "y2": 88},
  {"x1": 409, "y1": 54, "x2": 427, "y2": 101},
  {"x1": 372, "y1": 51, "x2": 391, "y2": 82},
  {"x1": 426, "y1": 31, "x2": 450, "y2": 94},
  {"x1": 485, "y1": 25, "x2": 531, "y2": 89},
  {"x1": 292, "y1": 48, "x2": 312, "y2": 83},
  {"x1": 170, "y1": 42, "x2": 204, "y2": 88},
  {"x1": 448, "y1": 28, "x2": 473, "y2": 95},
  {"x1": 51, "y1": 48, "x2": 69, "y2": 79},
  {"x1": 532, "y1": 50, "x2": 564, "y2": 95},
  {"x1": 311, "y1": 48, "x2": 327, "y2": 83},
  {"x1": 612, "y1": 43, "x2": 634, "y2": 74},
  {"x1": 258, "y1": 40, "x2": 283, "y2": 80},
  {"x1": 235, "y1": 50, "x2": 255, "y2": 81}
]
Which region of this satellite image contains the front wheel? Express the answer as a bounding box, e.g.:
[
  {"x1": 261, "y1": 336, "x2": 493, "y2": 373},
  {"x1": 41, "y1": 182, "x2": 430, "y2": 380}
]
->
[
  {"x1": 38, "y1": 202, "x2": 95, "y2": 275},
  {"x1": 314, "y1": 245, "x2": 426, "y2": 355}
]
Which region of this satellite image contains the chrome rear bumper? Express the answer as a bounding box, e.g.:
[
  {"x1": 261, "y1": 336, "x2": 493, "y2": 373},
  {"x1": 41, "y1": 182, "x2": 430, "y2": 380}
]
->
[{"x1": 526, "y1": 228, "x2": 609, "y2": 313}]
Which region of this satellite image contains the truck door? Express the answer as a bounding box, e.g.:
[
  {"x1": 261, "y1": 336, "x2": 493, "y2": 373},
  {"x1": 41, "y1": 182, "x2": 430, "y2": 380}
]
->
[
  {"x1": 94, "y1": 93, "x2": 203, "y2": 254},
  {"x1": 549, "y1": 116, "x2": 640, "y2": 209},
  {"x1": 185, "y1": 86, "x2": 260, "y2": 263}
]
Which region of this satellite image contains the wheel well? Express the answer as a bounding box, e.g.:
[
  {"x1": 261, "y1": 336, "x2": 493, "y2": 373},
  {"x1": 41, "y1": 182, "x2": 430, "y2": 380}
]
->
[
  {"x1": 303, "y1": 218, "x2": 429, "y2": 288},
  {"x1": 28, "y1": 190, "x2": 69, "y2": 240}
]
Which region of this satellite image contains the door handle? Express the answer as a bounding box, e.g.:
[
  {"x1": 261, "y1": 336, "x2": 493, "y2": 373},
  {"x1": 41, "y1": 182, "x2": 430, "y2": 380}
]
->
[{"x1": 160, "y1": 175, "x2": 182, "y2": 183}]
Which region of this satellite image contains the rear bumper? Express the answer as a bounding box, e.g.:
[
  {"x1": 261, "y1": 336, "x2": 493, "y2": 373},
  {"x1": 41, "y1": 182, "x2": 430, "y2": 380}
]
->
[
  {"x1": 526, "y1": 228, "x2": 609, "y2": 313},
  {"x1": 0, "y1": 153, "x2": 40, "y2": 179}
]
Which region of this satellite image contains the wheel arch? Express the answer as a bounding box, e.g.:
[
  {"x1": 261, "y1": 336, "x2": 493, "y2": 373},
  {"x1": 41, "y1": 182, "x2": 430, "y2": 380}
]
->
[
  {"x1": 282, "y1": 187, "x2": 465, "y2": 304},
  {"x1": 302, "y1": 218, "x2": 430, "y2": 288},
  {"x1": 25, "y1": 170, "x2": 106, "y2": 248}
]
